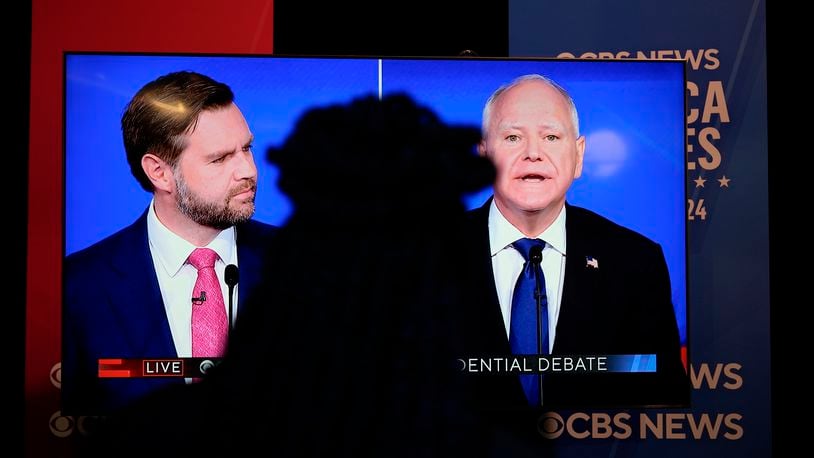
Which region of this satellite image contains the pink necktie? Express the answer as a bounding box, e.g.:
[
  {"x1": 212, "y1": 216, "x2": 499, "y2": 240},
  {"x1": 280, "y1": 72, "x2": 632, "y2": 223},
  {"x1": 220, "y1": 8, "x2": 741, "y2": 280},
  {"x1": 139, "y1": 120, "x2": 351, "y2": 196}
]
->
[{"x1": 188, "y1": 248, "x2": 228, "y2": 358}]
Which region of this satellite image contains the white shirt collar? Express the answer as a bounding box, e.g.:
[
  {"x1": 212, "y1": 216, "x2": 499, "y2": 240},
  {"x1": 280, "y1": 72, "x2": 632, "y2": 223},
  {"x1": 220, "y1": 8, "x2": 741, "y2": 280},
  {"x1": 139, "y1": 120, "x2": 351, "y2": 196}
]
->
[
  {"x1": 146, "y1": 199, "x2": 236, "y2": 277},
  {"x1": 487, "y1": 199, "x2": 567, "y2": 257}
]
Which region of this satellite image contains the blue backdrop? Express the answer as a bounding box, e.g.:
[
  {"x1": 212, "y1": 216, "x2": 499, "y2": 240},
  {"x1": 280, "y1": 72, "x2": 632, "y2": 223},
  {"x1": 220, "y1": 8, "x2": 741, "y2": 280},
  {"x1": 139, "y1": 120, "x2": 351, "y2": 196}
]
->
[
  {"x1": 509, "y1": 0, "x2": 768, "y2": 456},
  {"x1": 65, "y1": 54, "x2": 687, "y2": 345}
]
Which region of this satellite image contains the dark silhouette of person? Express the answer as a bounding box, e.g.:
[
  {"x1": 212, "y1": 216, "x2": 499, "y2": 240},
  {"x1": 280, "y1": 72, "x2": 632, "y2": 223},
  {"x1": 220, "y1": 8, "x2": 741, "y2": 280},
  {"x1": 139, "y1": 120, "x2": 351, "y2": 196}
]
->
[{"x1": 87, "y1": 93, "x2": 552, "y2": 457}]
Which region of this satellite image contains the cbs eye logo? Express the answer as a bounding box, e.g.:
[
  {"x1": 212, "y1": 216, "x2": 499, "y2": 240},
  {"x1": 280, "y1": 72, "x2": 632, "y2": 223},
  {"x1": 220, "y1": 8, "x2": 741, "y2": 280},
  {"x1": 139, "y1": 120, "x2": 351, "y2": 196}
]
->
[
  {"x1": 50, "y1": 362, "x2": 61, "y2": 389},
  {"x1": 537, "y1": 412, "x2": 565, "y2": 439},
  {"x1": 49, "y1": 411, "x2": 74, "y2": 438},
  {"x1": 200, "y1": 359, "x2": 215, "y2": 375},
  {"x1": 49, "y1": 412, "x2": 106, "y2": 438}
]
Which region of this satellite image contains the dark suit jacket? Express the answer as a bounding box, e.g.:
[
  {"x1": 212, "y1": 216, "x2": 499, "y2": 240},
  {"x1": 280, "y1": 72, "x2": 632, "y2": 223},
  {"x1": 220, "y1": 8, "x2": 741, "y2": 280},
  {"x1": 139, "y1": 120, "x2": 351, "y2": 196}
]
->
[
  {"x1": 62, "y1": 211, "x2": 276, "y2": 415},
  {"x1": 464, "y1": 201, "x2": 689, "y2": 411}
]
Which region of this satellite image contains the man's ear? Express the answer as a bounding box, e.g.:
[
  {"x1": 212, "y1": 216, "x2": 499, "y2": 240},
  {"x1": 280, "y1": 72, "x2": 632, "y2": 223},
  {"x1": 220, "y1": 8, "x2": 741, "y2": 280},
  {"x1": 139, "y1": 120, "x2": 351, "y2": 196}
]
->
[
  {"x1": 573, "y1": 135, "x2": 586, "y2": 179},
  {"x1": 141, "y1": 153, "x2": 174, "y2": 193},
  {"x1": 478, "y1": 139, "x2": 488, "y2": 157}
]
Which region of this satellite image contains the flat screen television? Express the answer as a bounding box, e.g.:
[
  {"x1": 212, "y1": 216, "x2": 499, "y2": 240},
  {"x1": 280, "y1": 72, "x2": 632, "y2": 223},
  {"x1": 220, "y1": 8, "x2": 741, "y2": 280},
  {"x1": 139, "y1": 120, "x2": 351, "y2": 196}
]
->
[{"x1": 62, "y1": 53, "x2": 688, "y2": 415}]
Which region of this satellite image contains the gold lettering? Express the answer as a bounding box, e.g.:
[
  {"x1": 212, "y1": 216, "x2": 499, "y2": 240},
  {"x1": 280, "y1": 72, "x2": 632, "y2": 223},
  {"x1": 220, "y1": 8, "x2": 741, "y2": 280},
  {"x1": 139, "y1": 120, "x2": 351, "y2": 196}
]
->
[
  {"x1": 703, "y1": 81, "x2": 730, "y2": 123},
  {"x1": 704, "y1": 49, "x2": 720, "y2": 70},
  {"x1": 613, "y1": 413, "x2": 632, "y2": 439},
  {"x1": 640, "y1": 413, "x2": 662, "y2": 439},
  {"x1": 724, "y1": 413, "x2": 744, "y2": 440},
  {"x1": 567, "y1": 412, "x2": 591, "y2": 439},
  {"x1": 690, "y1": 363, "x2": 723, "y2": 389},
  {"x1": 687, "y1": 127, "x2": 696, "y2": 154},
  {"x1": 698, "y1": 127, "x2": 722, "y2": 170},
  {"x1": 723, "y1": 363, "x2": 743, "y2": 389},
  {"x1": 687, "y1": 81, "x2": 700, "y2": 124},
  {"x1": 592, "y1": 413, "x2": 613, "y2": 438},
  {"x1": 677, "y1": 49, "x2": 705, "y2": 70},
  {"x1": 657, "y1": 50, "x2": 675, "y2": 59},
  {"x1": 687, "y1": 413, "x2": 723, "y2": 439},
  {"x1": 666, "y1": 413, "x2": 686, "y2": 439}
]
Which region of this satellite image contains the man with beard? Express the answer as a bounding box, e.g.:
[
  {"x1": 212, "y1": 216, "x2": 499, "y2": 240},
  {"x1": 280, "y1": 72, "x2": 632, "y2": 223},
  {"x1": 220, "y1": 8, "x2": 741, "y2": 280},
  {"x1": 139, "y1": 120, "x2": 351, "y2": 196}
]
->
[{"x1": 62, "y1": 71, "x2": 276, "y2": 415}]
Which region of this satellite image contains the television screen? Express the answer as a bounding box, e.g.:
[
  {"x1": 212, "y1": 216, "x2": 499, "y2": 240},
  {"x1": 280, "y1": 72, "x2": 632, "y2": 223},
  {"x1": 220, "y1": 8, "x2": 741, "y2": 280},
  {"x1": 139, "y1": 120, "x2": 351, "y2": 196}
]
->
[{"x1": 63, "y1": 53, "x2": 688, "y2": 415}]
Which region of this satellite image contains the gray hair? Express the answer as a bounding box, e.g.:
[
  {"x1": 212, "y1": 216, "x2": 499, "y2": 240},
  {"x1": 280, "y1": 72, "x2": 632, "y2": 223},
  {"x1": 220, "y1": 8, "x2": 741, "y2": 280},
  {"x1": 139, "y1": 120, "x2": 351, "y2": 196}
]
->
[{"x1": 481, "y1": 74, "x2": 580, "y2": 138}]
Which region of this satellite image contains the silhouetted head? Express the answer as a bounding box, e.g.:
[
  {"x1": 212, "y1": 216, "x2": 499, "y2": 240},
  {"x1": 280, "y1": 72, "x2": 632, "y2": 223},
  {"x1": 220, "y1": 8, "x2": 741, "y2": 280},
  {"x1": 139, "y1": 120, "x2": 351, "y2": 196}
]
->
[{"x1": 267, "y1": 93, "x2": 494, "y2": 225}]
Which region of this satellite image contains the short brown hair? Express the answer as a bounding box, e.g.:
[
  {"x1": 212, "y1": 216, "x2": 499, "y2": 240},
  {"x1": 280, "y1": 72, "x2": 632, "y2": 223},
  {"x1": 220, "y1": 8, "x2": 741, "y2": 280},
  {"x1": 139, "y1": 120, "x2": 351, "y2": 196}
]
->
[{"x1": 121, "y1": 71, "x2": 234, "y2": 192}]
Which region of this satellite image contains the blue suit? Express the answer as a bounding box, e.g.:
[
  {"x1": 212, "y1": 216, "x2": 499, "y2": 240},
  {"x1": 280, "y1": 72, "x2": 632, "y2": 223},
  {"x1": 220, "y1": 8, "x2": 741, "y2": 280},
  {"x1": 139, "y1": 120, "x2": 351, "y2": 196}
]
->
[{"x1": 62, "y1": 211, "x2": 276, "y2": 415}]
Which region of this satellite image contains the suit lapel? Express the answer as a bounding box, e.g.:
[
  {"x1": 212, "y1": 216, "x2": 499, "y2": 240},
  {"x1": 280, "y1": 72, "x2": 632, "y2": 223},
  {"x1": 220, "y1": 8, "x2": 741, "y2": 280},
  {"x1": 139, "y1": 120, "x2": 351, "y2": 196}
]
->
[
  {"x1": 468, "y1": 201, "x2": 512, "y2": 354},
  {"x1": 554, "y1": 204, "x2": 600, "y2": 354},
  {"x1": 236, "y1": 223, "x2": 263, "y2": 314},
  {"x1": 108, "y1": 212, "x2": 177, "y2": 357}
]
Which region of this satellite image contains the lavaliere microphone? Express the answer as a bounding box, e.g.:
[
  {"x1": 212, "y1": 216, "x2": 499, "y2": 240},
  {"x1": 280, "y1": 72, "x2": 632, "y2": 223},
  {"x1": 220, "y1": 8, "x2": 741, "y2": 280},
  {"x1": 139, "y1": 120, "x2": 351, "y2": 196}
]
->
[{"x1": 191, "y1": 291, "x2": 207, "y2": 304}]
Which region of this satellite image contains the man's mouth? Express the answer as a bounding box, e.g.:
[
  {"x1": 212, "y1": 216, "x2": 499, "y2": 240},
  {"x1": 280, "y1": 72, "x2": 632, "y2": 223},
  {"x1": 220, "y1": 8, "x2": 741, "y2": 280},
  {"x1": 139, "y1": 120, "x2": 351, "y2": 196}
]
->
[
  {"x1": 518, "y1": 173, "x2": 548, "y2": 183},
  {"x1": 231, "y1": 185, "x2": 256, "y2": 198}
]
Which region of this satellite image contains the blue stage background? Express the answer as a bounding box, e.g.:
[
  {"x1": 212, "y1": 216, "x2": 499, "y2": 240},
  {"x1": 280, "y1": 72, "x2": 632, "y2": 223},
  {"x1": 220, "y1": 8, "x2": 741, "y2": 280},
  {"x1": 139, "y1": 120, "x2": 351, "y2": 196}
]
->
[{"x1": 65, "y1": 55, "x2": 687, "y2": 346}]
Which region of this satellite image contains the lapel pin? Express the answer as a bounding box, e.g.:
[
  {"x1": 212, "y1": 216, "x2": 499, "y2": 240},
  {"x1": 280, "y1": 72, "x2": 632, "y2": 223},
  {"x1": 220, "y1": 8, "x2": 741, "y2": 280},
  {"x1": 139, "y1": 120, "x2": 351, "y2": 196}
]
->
[{"x1": 586, "y1": 256, "x2": 599, "y2": 269}]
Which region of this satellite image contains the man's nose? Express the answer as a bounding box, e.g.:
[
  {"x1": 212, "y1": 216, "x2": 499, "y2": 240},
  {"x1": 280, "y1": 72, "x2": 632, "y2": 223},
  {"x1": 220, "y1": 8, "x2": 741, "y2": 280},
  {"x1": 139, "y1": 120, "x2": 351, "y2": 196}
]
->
[
  {"x1": 525, "y1": 137, "x2": 544, "y2": 161},
  {"x1": 235, "y1": 150, "x2": 257, "y2": 180}
]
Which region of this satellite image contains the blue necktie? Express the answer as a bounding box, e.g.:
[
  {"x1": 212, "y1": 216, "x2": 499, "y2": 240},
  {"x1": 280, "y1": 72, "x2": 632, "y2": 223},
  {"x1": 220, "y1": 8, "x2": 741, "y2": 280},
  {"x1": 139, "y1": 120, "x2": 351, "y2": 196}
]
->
[{"x1": 509, "y1": 238, "x2": 548, "y2": 406}]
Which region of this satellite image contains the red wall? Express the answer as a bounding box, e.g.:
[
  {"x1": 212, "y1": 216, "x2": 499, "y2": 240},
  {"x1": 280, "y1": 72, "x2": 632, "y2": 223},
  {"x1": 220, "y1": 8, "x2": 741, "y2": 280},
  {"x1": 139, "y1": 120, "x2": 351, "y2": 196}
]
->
[{"x1": 25, "y1": 1, "x2": 273, "y2": 455}]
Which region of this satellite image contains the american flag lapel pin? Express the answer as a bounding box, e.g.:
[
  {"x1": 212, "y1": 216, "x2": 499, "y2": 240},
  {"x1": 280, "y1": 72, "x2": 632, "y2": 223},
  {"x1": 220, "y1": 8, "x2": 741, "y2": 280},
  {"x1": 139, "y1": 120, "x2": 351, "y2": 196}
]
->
[{"x1": 586, "y1": 256, "x2": 599, "y2": 269}]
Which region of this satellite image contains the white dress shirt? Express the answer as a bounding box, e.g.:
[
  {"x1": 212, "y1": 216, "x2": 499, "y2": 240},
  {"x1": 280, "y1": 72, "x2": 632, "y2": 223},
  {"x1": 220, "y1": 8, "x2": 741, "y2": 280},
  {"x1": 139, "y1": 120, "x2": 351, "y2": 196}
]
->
[
  {"x1": 146, "y1": 200, "x2": 238, "y2": 358},
  {"x1": 488, "y1": 200, "x2": 567, "y2": 353}
]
